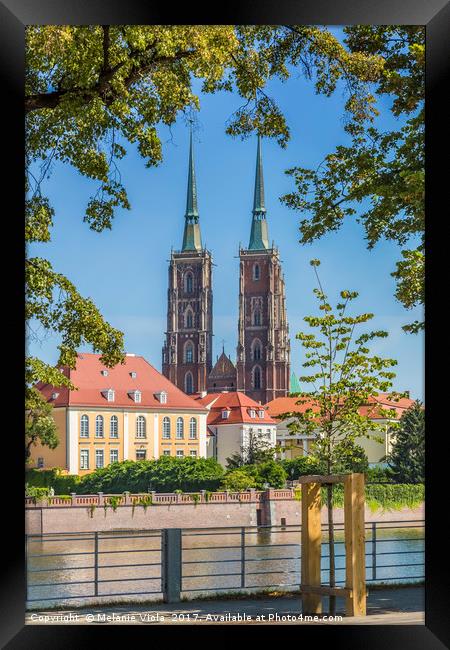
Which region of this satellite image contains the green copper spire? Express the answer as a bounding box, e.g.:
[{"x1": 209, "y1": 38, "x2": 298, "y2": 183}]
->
[
  {"x1": 182, "y1": 129, "x2": 202, "y2": 251},
  {"x1": 249, "y1": 135, "x2": 269, "y2": 250},
  {"x1": 290, "y1": 371, "x2": 301, "y2": 393}
]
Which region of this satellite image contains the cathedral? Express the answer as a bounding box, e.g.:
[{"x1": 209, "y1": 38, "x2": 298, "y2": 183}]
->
[{"x1": 162, "y1": 132, "x2": 291, "y2": 405}]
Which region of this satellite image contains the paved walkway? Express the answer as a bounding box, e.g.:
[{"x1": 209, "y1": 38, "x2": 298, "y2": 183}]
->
[{"x1": 26, "y1": 587, "x2": 424, "y2": 625}]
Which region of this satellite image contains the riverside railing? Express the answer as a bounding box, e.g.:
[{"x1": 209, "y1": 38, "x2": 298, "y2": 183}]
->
[
  {"x1": 25, "y1": 489, "x2": 294, "y2": 507},
  {"x1": 26, "y1": 521, "x2": 424, "y2": 608}
]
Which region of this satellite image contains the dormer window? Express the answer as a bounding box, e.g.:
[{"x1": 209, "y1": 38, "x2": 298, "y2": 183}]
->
[
  {"x1": 130, "y1": 371, "x2": 137, "y2": 379},
  {"x1": 102, "y1": 389, "x2": 115, "y2": 402},
  {"x1": 129, "y1": 389, "x2": 142, "y2": 403},
  {"x1": 258, "y1": 409, "x2": 265, "y2": 418},
  {"x1": 249, "y1": 409, "x2": 256, "y2": 418},
  {"x1": 222, "y1": 409, "x2": 230, "y2": 419},
  {"x1": 101, "y1": 370, "x2": 108, "y2": 377},
  {"x1": 155, "y1": 391, "x2": 168, "y2": 404}
]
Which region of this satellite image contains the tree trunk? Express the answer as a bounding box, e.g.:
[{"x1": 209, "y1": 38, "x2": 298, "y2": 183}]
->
[{"x1": 327, "y1": 482, "x2": 336, "y2": 615}]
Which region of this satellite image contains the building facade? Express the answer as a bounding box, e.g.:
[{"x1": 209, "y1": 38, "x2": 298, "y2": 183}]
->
[
  {"x1": 162, "y1": 131, "x2": 213, "y2": 395},
  {"x1": 265, "y1": 394, "x2": 416, "y2": 465},
  {"x1": 196, "y1": 391, "x2": 277, "y2": 467},
  {"x1": 236, "y1": 136, "x2": 291, "y2": 404},
  {"x1": 31, "y1": 353, "x2": 208, "y2": 475}
]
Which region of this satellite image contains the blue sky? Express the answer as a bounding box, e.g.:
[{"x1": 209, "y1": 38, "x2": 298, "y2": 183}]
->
[{"x1": 28, "y1": 45, "x2": 424, "y2": 401}]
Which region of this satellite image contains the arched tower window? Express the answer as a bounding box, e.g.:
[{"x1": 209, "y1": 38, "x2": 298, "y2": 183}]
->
[
  {"x1": 185, "y1": 372, "x2": 194, "y2": 394},
  {"x1": 253, "y1": 366, "x2": 262, "y2": 390},
  {"x1": 185, "y1": 272, "x2": 193, "y2": 293},
  {"x1": 252, "y1": 339, "x2": 262, "y2": 361},
  {"x1": 185, "y1": 308, "x2": 193, "y2": 329},
  {"x1": 253, "y1": 263, "x2": 260, "y2": 280},
  {"x1": 184, "y1": 341, "x2": 194, "y2": 364},
  {"x1": 253, "y1": 309, "x2": 261, "y2": 326}
]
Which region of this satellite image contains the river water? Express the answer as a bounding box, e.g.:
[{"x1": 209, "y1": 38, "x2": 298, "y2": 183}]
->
[{"x1": 26, "y1": 523, "x2": 424, "y2": 609}]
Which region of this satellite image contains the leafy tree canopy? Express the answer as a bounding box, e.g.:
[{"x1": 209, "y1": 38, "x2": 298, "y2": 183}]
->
[
  {"x1": 25, "y1": 395, "x2": 59, "y2": 462},
  {"x1": 281, "y1": 26, "x2": 424, "y2": 333},
  {"x1": 26, "y1": 25, "x2": 385, "y2": 384}
]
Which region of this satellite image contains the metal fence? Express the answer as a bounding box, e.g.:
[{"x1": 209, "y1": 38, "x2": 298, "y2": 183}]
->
[{"x1": 26, "y1": 520, "x2": 424, "y2": 608}]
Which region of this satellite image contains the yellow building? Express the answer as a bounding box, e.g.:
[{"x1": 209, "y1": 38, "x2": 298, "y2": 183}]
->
[
  {"x1": 31, "y1": 352, "x2": 208, "y2": 475},
  {"x1": 265, "y1": 394, "x2": 416, "y2": 466}
]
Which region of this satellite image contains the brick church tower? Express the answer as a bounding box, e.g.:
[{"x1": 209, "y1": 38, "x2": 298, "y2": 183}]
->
[
  {"x1": 162, "y1": 132, "x2": 213, "y2": 394},
  {"x1": 236, "y1": 136, "x2": 290, "y2": 404}
]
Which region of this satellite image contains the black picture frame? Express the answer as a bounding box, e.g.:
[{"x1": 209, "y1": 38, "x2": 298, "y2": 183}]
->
[{"x1": 1, "y1": 0, "x2": 448, "y2": 646}]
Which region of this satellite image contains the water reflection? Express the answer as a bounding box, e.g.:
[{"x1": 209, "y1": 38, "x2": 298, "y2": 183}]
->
[{"x1": 27, "y1": 525, "x2": 424, "y2": 608}]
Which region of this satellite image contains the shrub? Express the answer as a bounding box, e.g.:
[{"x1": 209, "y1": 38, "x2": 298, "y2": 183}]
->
[
  {"x1": 221, "y1": 461, "x2": 287, "y2": 491},
  {"x1": 281, "y1": 456, "x2": 324, "y2": 480},
  {"x1": 254, "y1": 460, "x2": 287, "y2": 489},
  {"x1": 221, "y1": 469, "x2": 257, "y2": 492},
  {"x1": 76, "y1": 457, "x2": 225, "y2": 494},
  {"x1": 25, "y1": 468, "x2": 81, "y2": 494},
  {"x1": 365, "y1": 466, "x2": 395, "y2": 483},
  {"x1": 25, "y1": 485, "x2": 49, "y2": 499}
]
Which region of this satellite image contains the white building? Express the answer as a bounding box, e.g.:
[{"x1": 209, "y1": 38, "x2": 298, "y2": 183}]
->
[{"x1": 195, "y1": 392, "x2": 277, "y2": 467}]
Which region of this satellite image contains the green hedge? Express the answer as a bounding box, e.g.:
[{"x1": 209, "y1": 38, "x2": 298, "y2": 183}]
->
[
  {"x1": 75, "y1": 457, "x2": 225, "y2": 494},
  {"x1": 310, "y1": 483, "x2": 424, "y2": 512},
  {"x1": 26, "y1": 469, "x2": 81, "y2": 493}
]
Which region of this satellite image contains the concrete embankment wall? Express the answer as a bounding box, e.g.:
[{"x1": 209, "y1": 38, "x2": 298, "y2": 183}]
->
[{"x1": 26, "y1": 497, "x2": 424, "y2": 535}]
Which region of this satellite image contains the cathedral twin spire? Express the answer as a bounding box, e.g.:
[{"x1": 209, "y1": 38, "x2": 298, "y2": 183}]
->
[
  {"x1": 181, "y1": 131, "x2": 270, "y2": 252},
  {"x1": 182, "y1": 129, "x2": 202, "y2": 252}
]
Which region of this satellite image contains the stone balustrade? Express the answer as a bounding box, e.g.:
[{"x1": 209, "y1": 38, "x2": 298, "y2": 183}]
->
[{"x1": 25, "y1": 488, "x2": 295, "y2": 508}]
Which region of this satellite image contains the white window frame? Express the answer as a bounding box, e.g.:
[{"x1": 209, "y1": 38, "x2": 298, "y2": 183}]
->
[
  {"x1": 176, "y1": 449, "x2": 184, "y2": 458},
  {"x1": 258, "y1": 409, "x2": 265, "y2": 418},
  {"x1": 163, "y1": 450, "x2": 171, "y2": 456},
  {"x1": 103, "y1": 389, "x2": 115, "y2": 402},
  {"x1": 222, "y1": 410, "x2": 230, "y2": 419},
  {"x1": 136, "y1": 449, "x2": 147, "y2": 461},
  {"x1": 95, "y1": 448, "x2": 104, "y2": 469},
  {"x1": 80, "y1": 449, "x2": 89, "y2": 470},
  {"x1": 80, "y1": 414, "x2": 89, "y2": 438},
  {"x1": 190, "y1": 450, "x2": 197, "y2": 457},
  {"x1": 249, "y1": 409, "x2": 256, "y2": 418},
  {"x1": 189, "y1": 417, "x2": 197, "y2": 439},
  {"x1": 110, "y1": 415, "x2": 119, "y2": 438},
  {"x1": 162, "y1": 417, "x2": 171, "y2": 439},
  {"x1": 176, "y1": 417, "x2": 184, "y2": 439},
  {"x1": 110, "y1": 449, "x2": 119, "y2": 464},
  {"x1": 95, "y1": 415, "x2": 104, "y2": 438},
  {"x1": 136, "y1": 415, "x2": 146, "y2": 438}
]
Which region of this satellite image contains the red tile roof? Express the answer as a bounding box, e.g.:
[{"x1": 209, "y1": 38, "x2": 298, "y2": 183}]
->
[
  {"x1": 265, "y1": 393, "x2": 416, "y2": 421},
  {"x1": 36, "y1": 352, "x2": 206, "y2": 411},
  {"x1": 195, "y1": 391, "x2": 277, "y2": 426}
]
